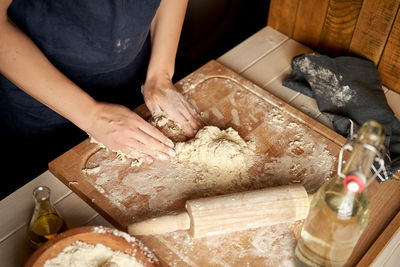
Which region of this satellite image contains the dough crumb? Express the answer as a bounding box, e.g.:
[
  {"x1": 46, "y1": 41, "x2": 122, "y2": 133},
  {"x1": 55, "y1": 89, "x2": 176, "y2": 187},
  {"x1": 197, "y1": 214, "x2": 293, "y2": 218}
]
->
[
  {"x1": 149, "y1": 113, "x2": 187, "y2": 142},
  {"x1": 173, "y1": 126, "x2": 256, "y2": 187},
  {"x1": 44, "y1": 241, "x2": 144, "y2": 267},
  {"x1": 89, "y1": 137, "x2": 144, "y2": 167}
]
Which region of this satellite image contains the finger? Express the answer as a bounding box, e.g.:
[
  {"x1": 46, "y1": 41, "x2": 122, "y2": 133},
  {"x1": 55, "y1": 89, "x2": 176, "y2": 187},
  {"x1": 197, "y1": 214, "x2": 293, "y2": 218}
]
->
[
  {"x1": 133, "y1": 115, "x2": 175, "y2": 148},
  {"x1": 143, "y1": 94, "x2": 159, "y2": 115},
  {"x1": 132, "y1": 128, "x2": 176, "y2": 159},
  {"x1": 163, "y1": 103, "x2": 196, "y2": 137},
  {"x1": 180, "y1": 97, "x2": 204, "y2": 129},
  {"x1": 124, "y1": 137, "x2": 172, "y2": 162},
  {"x1": 118, "y1": 143, "x2": 154, "y2": 163}
]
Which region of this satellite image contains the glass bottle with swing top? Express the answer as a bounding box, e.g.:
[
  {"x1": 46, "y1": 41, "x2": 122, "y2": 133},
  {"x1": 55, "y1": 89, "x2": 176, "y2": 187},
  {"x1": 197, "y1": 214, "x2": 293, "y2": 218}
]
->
[{"x1": 294, "y1": 120, "x2": 386, "y2": 267}]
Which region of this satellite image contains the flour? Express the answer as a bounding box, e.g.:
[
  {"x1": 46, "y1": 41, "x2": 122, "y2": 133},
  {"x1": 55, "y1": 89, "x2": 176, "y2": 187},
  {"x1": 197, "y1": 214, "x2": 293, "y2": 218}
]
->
[
  {"x1": 118, "y1": 126, "x2": 257, "y2": 214},
  {"x1": 294, "y1": 56, "x2": 354, "y2": 107},
  {"x1": 89, "y1": 137, "x2": 144, "y2": 168},
  {"x1": 231, "y1": 109, "x2": 240, "y2": 126},
  {"x1": 262, "y1": 111, "x2": 336, "y2": 192},
  {"x1": 149, "y1": 113, "x2": 187, "y2": 143},
  {"x1": 80, "y1": 72, "x2": 339, "y2": 266},
  {"x1": 158, "y1": 222, "x2": 298, "y2": 266},
  {"x1": 173, "y1": 126, "x2": 256, "y2": 187},
  {"x1": 44, "y1": 241, "x2": 144, "y2": 267},
  {"x1": 92, "y1": 226, "x2": 159, "y2": 264},
  {"x1": 209, "y1": 107, "x2": 224, "y2": 120}
]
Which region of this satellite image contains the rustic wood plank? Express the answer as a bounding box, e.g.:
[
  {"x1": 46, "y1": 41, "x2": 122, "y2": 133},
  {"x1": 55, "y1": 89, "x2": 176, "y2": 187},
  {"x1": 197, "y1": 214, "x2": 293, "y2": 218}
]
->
[
  {"x1": 292, "y1": 0, "x2": 330, "y2": 49},
  {"x1": 318, "y1": 0, "x2": 363, "y2": 55},
  {"x1": 346, "y1": 180, "x2": 400, "y2": 266},
  {"x1": 386, "y1": 89, "x2": 400, "y2": 120},
  {"x1": 49, "y1": 60, "x2": 348, "y2": 266},
  {"x1": 358, "y1": 211, "x2": 400, "y2": 266},
  {"x1": 289, "y1": 93, "x2": 321, "y2": 119},
  {"x1": 349, "y1": 0, "x2": 400, "y2": 65},
  {"x1": 267, "y1": 0, "x2": 300, "y2": 37},
  {"x1": 378, "y1": 9, "x2": 400, "y2": 94},
  {"x1": 217, "y1": 26, "x2": 288, "y2": 74}
]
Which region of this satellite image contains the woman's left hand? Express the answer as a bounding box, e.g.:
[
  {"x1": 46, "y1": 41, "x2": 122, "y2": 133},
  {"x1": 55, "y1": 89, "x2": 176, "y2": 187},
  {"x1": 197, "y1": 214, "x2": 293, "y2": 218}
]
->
[{"x1": 142, "y1": 77, "x2": 203, "y2": 138}]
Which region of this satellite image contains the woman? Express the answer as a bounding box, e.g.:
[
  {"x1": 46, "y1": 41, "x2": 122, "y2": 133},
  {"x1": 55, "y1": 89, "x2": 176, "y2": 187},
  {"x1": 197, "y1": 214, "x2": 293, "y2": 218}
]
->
[{"x1": 0, "y1": 0, "x2": 202, "y2": 196}]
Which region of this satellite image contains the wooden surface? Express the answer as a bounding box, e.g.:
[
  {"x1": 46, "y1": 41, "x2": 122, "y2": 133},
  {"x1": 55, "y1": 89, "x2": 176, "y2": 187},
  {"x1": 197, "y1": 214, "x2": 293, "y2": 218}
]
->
[
  {"x1": 185, "y1": 185, "x2": 309, "y2": 238},
  {"x1": 25, "y1": 226, "x2": 159, "y2": 267},
  {"x1": 3, "y1": 25, "x2": 399, "y2": 267},
  {"x1": 267, "y1": 0, "x2": 400, "y2": 94},
  {"x1": 49, "y1": 60, "x2": 347, "y2": 266},
  {"x1": 358, "y1": 211, "x2": 400, "y2": 266}
]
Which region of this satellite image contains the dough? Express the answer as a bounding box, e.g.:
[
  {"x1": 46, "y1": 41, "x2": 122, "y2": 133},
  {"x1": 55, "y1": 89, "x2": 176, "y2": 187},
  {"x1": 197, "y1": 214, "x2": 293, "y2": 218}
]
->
[
  {"x1": 44, "y1": 241, "x2": 144, "y2": 267},
  {"x1": 149, "y1": 113, "x2": 187, "y2": 143},
  {"x1": 88, "y1": 118, "x2": 256, "y2": 183},
  {"x1": 173, "y1": 126, "x2": 256, "y2": 187}
]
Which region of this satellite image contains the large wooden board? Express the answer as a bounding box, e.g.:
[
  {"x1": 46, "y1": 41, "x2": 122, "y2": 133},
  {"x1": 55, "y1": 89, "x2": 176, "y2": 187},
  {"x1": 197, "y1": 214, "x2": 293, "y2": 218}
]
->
[{"x1": 49, "y1": 60, "x2": 352, "y2": 266}]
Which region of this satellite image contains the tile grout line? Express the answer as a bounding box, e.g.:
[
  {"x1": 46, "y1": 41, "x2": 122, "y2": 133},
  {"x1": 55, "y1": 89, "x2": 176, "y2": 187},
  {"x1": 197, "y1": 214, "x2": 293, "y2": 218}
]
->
[
  {"x1": 0, "y1": 190, "x2": 73, "y2": 244},
  {"x1": 237, "y1": 38, "x2": 290, "y2": 74}
]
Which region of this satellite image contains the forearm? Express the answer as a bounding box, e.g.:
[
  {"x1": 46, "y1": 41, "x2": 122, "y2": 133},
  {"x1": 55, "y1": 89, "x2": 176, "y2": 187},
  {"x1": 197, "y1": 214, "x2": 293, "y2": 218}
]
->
[
  {"x1": 147, "y1": 0, "x2": 188, "y2": 81},
  {"x1": 0, "y1": 15, "x2": 97, "y2": 132}
]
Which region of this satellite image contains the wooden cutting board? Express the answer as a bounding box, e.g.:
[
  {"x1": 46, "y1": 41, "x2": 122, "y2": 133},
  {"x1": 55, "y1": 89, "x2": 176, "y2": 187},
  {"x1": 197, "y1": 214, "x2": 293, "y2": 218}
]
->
[{"x1": 49, "y1": 60, "x2": 400, "y2": 266}]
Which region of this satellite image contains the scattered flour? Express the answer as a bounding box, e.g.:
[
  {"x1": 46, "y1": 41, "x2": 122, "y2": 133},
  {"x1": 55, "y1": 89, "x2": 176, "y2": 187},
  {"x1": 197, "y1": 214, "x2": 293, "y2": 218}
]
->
[
  {"x1": 89, "y1": 137, "x2": 144, "y2": 168},
  {"x1": 44, "y1": 241, "x2": 144, "y2": 267},
  {"x1": 294, "y1": 56, "x2": 355, "y2": 107},
  {"x1": 231, "y1": 109, "x2": 240, "y2": 126},
  {"x1": 158, "y1": 222, "x2": 297, "y2": 267},
  {"x1": 209, "y1": 107, "x2": 224, "y2": 120},
  {"x1": 149, "y1": 113, "x2": 187, "y2": 143},
  {"x1": 173, "y1": 126, "x2": 256, "y2": 187},
  {"x1": 92, "y1": 226, "x2": 158, "y2": 264},
  {"x1": 80, "y1": 73, "x2": 338, "y2": 266}
]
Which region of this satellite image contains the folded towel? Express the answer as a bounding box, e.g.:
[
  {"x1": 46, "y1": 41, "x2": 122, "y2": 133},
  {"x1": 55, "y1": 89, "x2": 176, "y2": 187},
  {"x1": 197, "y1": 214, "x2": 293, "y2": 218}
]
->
[{"x1": 283, "y1": 54, "x2": 400, "y2": 182}]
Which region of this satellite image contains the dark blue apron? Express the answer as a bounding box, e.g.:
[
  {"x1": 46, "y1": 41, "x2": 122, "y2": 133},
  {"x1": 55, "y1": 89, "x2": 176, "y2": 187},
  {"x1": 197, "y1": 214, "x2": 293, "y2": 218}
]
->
[
  {"x1": 0, "y1": 0, "x2": 160, "y2": 194},
  {"x1": 1, "y1": 0, "x2": 160, "y2": 137}
]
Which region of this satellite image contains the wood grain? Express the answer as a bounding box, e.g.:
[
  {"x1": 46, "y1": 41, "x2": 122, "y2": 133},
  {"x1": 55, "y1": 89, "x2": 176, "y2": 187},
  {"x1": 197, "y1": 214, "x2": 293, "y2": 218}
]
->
[
  {"x1": 378, "y1": 8, "x2": 400, "y2": 94},
  {"x1": 357, "y1": 211, "x2": 400, "y2": 266},
  {"x1": 267, "y1": 0, "x2": 400, "y2": 94},
  {"x1": 292, "y1": 0, "x2": 330, "y2": 49},
  {"x1": 25, "y1": 226, "x2": 160, "y2": 267},
  {"x1": 349, "y1": 0, "x2": 400, "y2": 65},
  {"x1": 346, "y1": 180, "x2": 400, "y2": 266},
  {"x1": 49, "y1": 60, "x2": 347, "y2": 266},
  {"x1": 318, "y1": 0, "x2": 363, "y2": 55},
  {"x1": 267, "y1": 0, "x2": 300, "y2": 37}
]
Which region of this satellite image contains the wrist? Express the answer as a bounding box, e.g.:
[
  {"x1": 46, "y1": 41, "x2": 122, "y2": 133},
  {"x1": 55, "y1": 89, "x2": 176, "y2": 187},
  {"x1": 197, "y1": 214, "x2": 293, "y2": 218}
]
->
[
  {"x1": 143, "y1": 71, "x2": 173, "y2": 92},
  {"x1": 146, "y1": 64, "x2": 174, "y2": 84},
  {"x1": 70, "y1": 98, "x2": 99, "y2": 134}
]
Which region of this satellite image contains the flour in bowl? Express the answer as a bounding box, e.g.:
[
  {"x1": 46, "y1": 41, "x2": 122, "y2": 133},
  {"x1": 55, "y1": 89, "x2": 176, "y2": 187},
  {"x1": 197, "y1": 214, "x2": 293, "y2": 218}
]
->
[{"x1": 44, "y1": 241, "x2": 144, "y2": 267}]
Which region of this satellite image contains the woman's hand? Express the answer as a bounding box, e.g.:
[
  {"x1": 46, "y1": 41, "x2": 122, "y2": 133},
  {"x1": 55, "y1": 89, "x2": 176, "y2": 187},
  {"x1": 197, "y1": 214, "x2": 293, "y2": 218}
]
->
[
  {"x1": 142, "y1": 77, "x2": 203, "y2": 138},
  {"x1": 85, "y1": 102, "x2": 176, "y2": 163}
]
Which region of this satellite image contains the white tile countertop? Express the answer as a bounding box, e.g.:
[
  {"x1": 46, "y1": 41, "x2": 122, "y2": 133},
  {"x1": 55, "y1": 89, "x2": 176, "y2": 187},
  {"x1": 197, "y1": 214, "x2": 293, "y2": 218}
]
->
[{"x1": 1, "y1": 26, "x2": 399, "y2": 266}]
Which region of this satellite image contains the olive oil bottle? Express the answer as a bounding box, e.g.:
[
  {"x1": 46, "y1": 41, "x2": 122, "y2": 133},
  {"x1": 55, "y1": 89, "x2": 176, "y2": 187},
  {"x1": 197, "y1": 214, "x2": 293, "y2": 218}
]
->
[
  {"x1": 295, "y1": 120, "x2": 386, "y2": 266},
  {"x1": 27, "y1": 186, "x2": 67, "y2": 249}
]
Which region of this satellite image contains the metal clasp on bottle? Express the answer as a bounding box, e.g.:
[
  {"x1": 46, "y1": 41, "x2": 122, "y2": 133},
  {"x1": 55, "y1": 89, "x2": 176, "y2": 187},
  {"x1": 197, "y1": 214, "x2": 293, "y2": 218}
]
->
[{"x1": 337, "y1": 139, "x2": 388, "y2": 183}]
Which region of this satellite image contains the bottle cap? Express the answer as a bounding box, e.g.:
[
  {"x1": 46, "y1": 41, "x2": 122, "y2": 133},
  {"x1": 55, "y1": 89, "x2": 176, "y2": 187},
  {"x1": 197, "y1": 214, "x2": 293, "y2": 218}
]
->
[{"x1": 343, "y1": 174, "x2": 365, "y2": 193}]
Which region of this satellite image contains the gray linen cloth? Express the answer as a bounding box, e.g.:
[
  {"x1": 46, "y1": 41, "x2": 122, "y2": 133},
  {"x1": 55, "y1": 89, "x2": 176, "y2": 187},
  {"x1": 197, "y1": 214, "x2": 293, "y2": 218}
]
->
[{"x1": 283, "y1": 54, "x2": 400, "y2": 182}]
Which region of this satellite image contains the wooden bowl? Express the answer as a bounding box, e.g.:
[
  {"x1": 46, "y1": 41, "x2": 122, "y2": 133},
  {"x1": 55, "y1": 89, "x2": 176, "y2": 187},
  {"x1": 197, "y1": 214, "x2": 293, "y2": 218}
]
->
[{"x1": 24, "y1": 226, "x2": 160, "y2": 267}]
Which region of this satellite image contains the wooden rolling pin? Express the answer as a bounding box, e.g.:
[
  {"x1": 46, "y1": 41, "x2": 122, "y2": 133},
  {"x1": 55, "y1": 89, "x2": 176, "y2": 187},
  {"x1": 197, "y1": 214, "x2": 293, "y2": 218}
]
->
[{"x1": 128, "y1": 184, "x2": 311, "y2": 238}]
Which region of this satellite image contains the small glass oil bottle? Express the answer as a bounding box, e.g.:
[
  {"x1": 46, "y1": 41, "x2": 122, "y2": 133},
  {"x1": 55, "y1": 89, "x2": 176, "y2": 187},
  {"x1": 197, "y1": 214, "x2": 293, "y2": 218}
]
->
[
  {"x1": 294, "y1": 120, "x2": 386, "y2": 266},
  {"x1": 27, "y1": 186, "x2": 67, "y2": 249}
]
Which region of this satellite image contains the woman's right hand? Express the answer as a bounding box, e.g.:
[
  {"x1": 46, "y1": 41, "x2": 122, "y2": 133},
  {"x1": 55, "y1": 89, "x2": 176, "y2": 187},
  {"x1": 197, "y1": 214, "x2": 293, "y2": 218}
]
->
[{"x1": 85, "y1": 102, "x2": 176, "y2": 163}]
